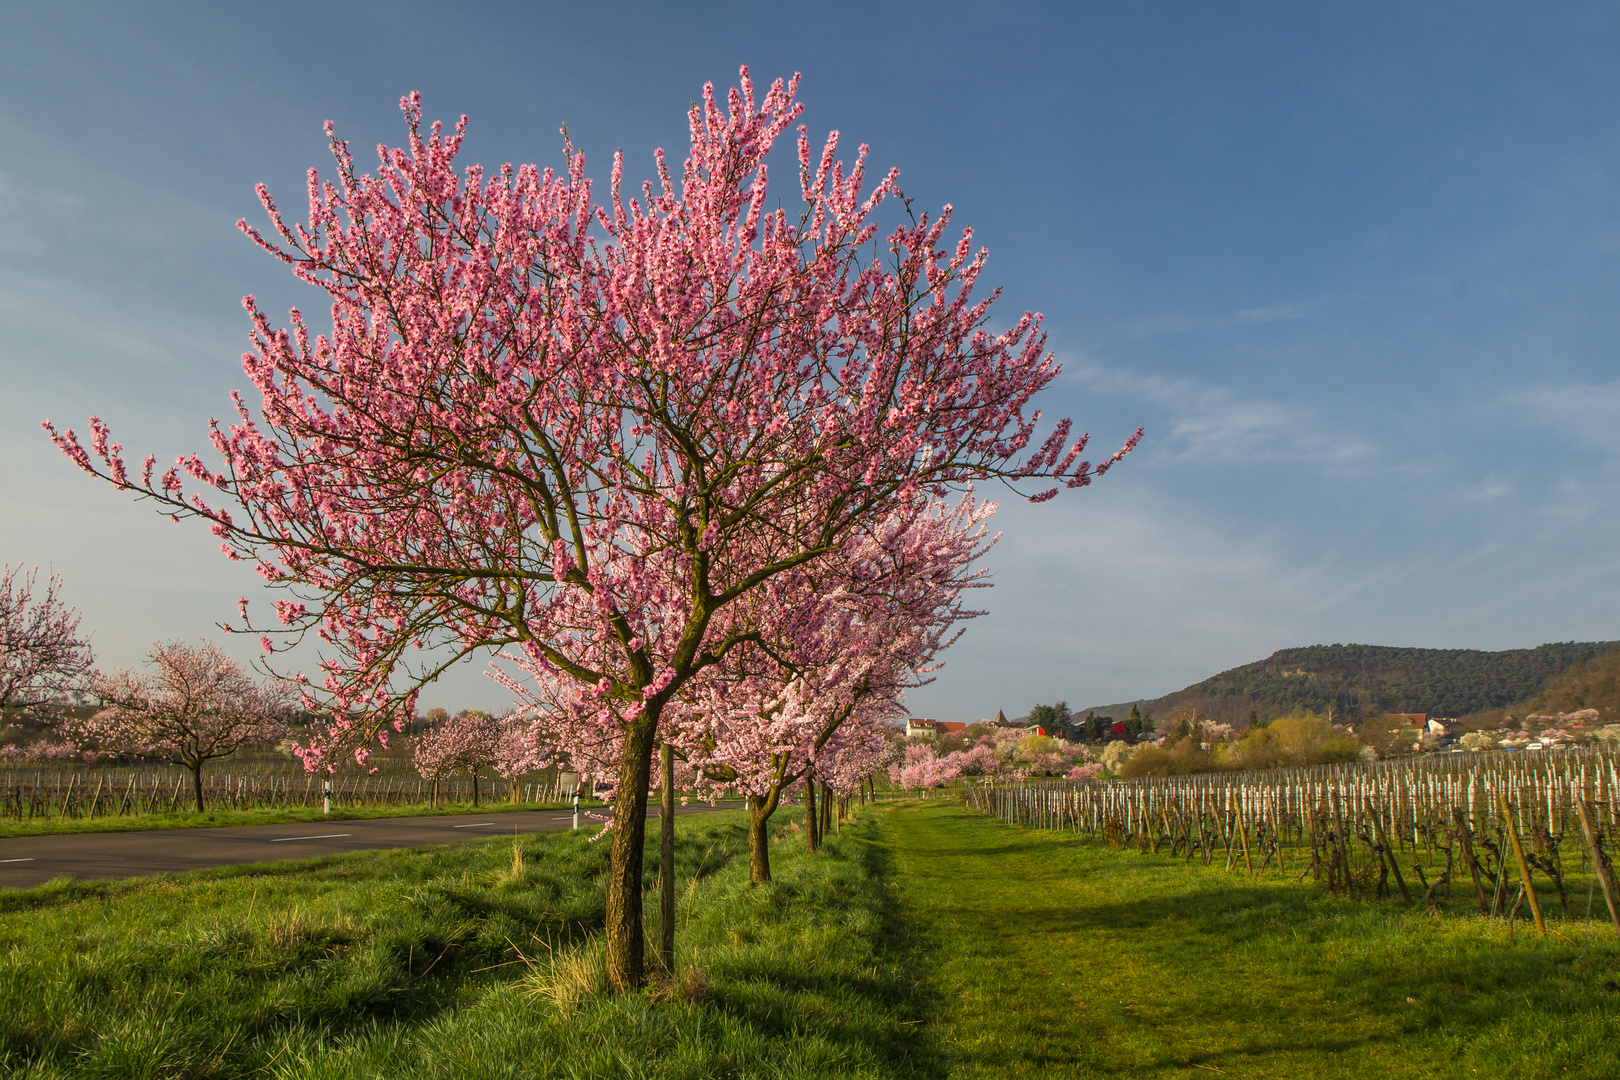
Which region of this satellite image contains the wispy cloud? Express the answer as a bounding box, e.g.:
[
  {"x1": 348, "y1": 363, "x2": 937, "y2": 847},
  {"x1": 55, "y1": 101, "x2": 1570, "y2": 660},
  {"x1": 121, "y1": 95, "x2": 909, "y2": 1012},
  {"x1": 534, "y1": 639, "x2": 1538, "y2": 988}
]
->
[
  {"x1": 1457, "y1": 475, "x2": 1514, "y2": 503},
  {"x1": 1517, "y1": 380, "x2": 1620, "y2": 454},
  {"x1": 1121, "y1": 300, "x2": 1322, "y2": 340},
  {"x1": 1069, "y1": 365, "x2": 1374, "y2": 466}
]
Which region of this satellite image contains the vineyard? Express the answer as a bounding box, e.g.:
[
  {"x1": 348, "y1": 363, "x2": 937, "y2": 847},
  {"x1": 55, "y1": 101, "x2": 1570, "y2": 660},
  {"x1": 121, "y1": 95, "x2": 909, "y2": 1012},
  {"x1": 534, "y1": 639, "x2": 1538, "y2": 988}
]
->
[
  {"x1": 966, "y1": 747, "x2": 1620, "y2": 937},
  {"x1": 0, "y1": 762, "x2": 580, "y2": 822}
]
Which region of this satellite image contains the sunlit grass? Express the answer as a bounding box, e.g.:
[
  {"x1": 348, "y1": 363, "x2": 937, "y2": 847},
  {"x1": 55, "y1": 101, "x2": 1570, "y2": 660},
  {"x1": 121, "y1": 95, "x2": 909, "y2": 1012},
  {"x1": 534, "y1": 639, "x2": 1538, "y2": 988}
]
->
[
  {"x1": 0, "y1": 809, "x2": 933, "y2": 1079},
  {"x1": 890, "y1": 800, "x2": 1620, "y2": 1079},
  {"x1": 6, "y1": 799, "x2": 1612, "y2": 1078}
]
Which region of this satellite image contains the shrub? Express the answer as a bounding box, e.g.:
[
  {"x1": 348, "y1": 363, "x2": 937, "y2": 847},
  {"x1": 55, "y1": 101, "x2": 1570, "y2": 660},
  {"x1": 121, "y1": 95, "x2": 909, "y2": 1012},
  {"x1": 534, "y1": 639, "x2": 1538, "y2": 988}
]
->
[{"x1": 1222, "y1": 712, "x2": 1360, "y2": 770}]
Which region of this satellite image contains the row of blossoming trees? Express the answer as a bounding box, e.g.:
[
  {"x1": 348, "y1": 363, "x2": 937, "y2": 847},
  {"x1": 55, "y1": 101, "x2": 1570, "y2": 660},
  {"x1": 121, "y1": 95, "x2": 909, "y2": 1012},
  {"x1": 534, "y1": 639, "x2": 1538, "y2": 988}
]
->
[
  {"x1": 890, "y1": 727, "x2": 1102, "y2": 789},
  {"x1": 45, "y1": 68, "x2": 1136, "y2": 990},
  {"x1": 410, "y1": 709, "x2": 545, "y2": 807},
  {"x1": 1, "y1": 565, "x2": 300, "y2": 812}
]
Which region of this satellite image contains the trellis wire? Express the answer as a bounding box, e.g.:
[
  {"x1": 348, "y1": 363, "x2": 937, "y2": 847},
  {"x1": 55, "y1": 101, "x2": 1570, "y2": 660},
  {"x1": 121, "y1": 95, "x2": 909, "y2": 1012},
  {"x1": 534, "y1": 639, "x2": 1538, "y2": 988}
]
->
[
  {"x1": 963, "y1": 746, "x2": 1620, "y2": 935},
  {"x1": 0, "y1": 764, "x2": 576, "y2": 821}
]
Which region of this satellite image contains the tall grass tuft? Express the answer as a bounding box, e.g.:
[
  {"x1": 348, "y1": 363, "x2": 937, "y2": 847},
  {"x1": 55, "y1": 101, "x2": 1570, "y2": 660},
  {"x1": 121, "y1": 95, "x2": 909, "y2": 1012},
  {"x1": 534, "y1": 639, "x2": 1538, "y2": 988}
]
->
[{"x1": 521, "y1": 934, "x2": 606, "y2": 1017}]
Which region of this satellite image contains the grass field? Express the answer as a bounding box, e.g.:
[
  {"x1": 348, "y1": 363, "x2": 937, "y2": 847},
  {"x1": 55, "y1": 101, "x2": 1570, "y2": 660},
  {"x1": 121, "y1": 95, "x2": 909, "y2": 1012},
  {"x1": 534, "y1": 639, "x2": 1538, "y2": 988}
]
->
[
  {"x1": 0, "y1": 809, "x2": 931, "y2": 1079},
  {"x1": 884, "y1": 800, "x2": 1620, "y2": 1079},
  {"x1": 2, "y1": 800, "x2": 1616, "y2": 1078}
]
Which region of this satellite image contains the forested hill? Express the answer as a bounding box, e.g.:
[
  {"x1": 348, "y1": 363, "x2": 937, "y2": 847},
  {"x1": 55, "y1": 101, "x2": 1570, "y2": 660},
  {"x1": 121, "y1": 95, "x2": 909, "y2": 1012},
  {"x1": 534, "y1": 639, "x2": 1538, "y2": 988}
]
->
[{"x1": 1101, "y1": 642, "x2": 1620, "y2": 727}]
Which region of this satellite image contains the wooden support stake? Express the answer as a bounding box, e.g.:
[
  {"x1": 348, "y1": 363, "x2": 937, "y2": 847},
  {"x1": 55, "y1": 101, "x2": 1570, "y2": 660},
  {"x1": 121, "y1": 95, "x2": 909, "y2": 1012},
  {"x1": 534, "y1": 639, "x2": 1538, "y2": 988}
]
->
[
  {"x1": 1575, "y1": 796, "x2": 1620, "y2": 940},
  {"x1": 1234, "y1": 791, "x2": 1254, "y2": 878},
  {"x1": 1272, "y1": 801, "x2": 1286, "y2": 874},
  {"x1": 1307, "y1": 806, "x2": 1322, "y2": 882},
  {"x1": 1332, "y1": 789, "x2": 1351, "y2": 898},
  {"x1": 1366, "y1": 797, "x2": 1412, "y2": 906},
  {"x1": 1454, "y1": 809, "x2": 1490, "y2": 914},
  {"x1": 1499, "y1": 793, "x2": 1546, "y2": 938},
  {"x1": 658, "y1": 742, "x2": 676, "y2": 974}
]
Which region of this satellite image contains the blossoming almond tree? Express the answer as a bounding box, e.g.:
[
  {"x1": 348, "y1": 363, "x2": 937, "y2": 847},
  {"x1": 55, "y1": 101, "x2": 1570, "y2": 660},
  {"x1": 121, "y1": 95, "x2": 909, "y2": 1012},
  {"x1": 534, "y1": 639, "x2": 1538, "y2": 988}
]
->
[
  {"x1": 70, "y1": 641, "x2": 289, "y2": 812},
  {"x1": 410, "y1": 709, "x2": 529, "y2": 806},
  {"x1": 818, "y1": 715, "x2": 905, "y2": 801},
  {"x1": 46, "y1": 69, "x2": 1137, "y2": 989},
  {"x1": 891, "y1": 742, "x2": 965, "y2": 790},
  {"x1": 0, "y1": 565, "x2": 94, "y2": 711}
]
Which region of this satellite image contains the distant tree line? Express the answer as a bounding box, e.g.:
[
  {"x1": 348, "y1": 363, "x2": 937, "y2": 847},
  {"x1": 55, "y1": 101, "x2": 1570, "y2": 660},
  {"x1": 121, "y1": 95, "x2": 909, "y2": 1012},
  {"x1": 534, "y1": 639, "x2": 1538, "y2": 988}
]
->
[{"x1": 1026, "y1": 701, "x2": 1148, "y2": 743}]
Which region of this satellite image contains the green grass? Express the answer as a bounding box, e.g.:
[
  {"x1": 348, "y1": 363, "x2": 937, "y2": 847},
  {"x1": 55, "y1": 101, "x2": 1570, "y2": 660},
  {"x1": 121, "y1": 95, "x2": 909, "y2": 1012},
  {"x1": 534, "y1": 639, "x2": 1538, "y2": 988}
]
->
[
  {"x1": 0, "y1": 810, "x2": 932, "y2": 1079},
  {"x1": 887, "y1": 800, "x2": 1620, "y2": 1079},
  {"x1": 4, "y1": 799, "x2": 1616, "y2": 1078},
  {"x1": 0, "y1": 799, "x2": 601, "y2": 839}
]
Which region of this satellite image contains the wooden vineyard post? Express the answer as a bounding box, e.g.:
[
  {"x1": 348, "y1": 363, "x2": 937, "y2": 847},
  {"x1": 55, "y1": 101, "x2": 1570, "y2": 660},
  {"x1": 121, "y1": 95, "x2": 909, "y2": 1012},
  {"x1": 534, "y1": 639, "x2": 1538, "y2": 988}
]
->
[
  {"x1": 1454, "y1": 809, "x2": 1490, "y2": 914},
  {"x1": 1366, "y1": 797, "x2": 1412, "y2": 906},
  {"x1": 1271, "y1": 800, "x2": 1286, "y2": 874},
  {"x1": 1234, "y1": 791, "x2": 1254, "y2": 878},
  {"x1": 658, "y1": 742, "x2": 676, "y2": 974},
  {"x1": 1307, "y1": 805, "x2": 1322, "y2": 882},
  {"x1": 1499, "y1": 793, "x2": 1546, "y2": 938},
  {"x1": 1331, "y1": 788, "x2": 1352, "y2": 898},
  {"x1": 1575, "y1": 796, "x2": 1620, "y2": 940}
]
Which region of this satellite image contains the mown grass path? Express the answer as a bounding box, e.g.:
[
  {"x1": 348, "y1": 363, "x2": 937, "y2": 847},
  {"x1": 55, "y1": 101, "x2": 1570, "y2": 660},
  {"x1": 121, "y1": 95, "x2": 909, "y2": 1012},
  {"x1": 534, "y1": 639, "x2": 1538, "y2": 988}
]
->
[{"x1": 881, "y1": 800, "x2": 1620, "y2": 1080}]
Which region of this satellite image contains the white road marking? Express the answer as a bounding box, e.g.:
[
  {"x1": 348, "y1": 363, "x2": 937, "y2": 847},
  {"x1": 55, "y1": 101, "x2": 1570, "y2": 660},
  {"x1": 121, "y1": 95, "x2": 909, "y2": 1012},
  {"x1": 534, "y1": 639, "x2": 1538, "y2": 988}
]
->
[
  {"x1": 452, "y1": 822, "x2": 499, "y2": 828},
  {"x1": 0, "y1": 857, "x2": 37, "y2": 863},
  {"x1": 268, "y1": 833, "x2": 351, "y2": 842}
]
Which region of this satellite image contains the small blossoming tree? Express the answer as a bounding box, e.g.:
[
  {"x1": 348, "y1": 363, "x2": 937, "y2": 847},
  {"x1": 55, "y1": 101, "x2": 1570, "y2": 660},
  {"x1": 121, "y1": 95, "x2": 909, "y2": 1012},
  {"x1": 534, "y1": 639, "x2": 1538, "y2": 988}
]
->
[
  {"x1": 0, "y1": 565, "x2": 94, "y2": 711},
  {"x1": 655, "y1": 493, "x2": 993, "y2": 880},
  {"x1": 70, "y1": 641, "x2": 289, "y2": 811},
  {"x1": 413, "y1": 708, "x2": 540, "y2": 805}
]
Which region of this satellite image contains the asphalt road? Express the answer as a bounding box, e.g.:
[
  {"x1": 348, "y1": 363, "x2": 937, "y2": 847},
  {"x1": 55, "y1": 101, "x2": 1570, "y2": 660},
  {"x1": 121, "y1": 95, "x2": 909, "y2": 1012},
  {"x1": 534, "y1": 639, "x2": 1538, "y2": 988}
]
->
[{"x1": 0, "y1": 802, "x2": 740, "y2": 891}]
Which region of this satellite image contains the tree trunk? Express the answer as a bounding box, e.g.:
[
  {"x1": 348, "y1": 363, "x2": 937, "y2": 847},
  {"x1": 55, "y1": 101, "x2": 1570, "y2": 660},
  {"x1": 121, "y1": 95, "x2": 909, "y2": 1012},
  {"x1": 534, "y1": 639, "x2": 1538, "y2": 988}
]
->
[
  {"x1": 191, "y1": 763, "x2": 205, "y2": 813},
  {"x1": 820, "y1": 782, "x2": 832, "y2": 839},
  {"x1": 747, "y1": 788, "x2": 780, "y2": 884},
  {"x1": 605, "y1": 709, "x2": 659, "y2": 993},
  {"x1": 658, "y1": 742, "x2": 675, "y2": 974},
  {"x1": 471, "y1": 771, "x2": 480, "y2": 807},
  {"x1": 804, "y1": 774, "x2": 819, "y2": 853}
]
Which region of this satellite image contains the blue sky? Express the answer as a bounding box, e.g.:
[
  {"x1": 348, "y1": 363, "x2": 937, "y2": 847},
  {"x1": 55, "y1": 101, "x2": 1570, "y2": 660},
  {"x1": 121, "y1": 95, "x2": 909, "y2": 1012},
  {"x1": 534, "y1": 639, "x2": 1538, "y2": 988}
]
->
[{"x1": 2, "y1": 2, "x2": 1617, "y2": 720}]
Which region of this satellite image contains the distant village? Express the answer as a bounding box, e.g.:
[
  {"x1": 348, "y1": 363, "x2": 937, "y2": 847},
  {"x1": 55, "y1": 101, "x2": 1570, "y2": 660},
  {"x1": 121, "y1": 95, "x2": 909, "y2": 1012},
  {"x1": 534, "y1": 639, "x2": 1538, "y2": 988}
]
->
[{"x1": 901, "y1": 704, "x2": 1618, "y2": 766}]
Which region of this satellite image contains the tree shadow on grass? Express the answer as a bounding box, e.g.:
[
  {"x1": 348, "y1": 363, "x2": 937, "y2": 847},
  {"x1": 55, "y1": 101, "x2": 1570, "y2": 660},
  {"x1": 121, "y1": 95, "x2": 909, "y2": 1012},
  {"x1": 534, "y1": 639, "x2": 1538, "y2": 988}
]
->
[
  {"x1": 0, "y1": 819, "x2": 768, "y2": 1074},
  {"x1": 696, "y1": 813, "x2": 952, "y2": 1079},
  {"x1": 1040, "y1": 882, "x2": 1619, "y2": 1004},
  {"x1": 922, "y1": 809, "x2": 1620, "y2": 1077}
]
